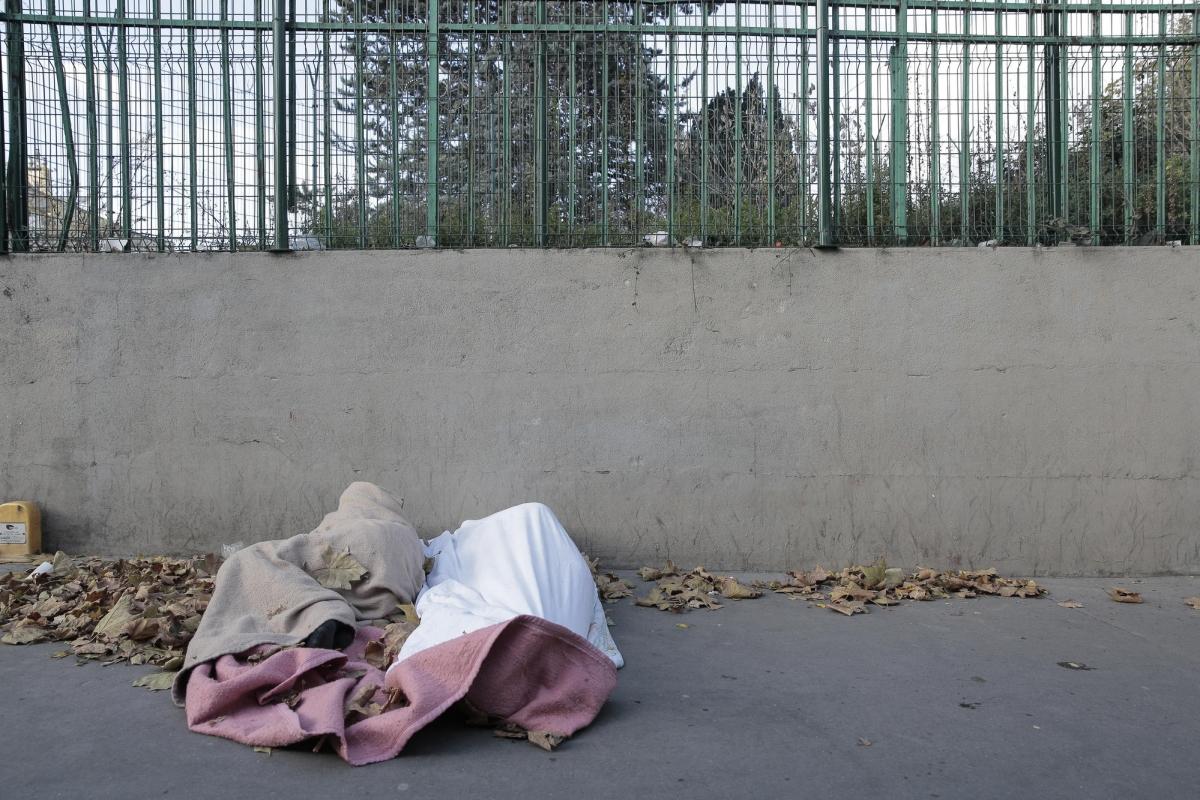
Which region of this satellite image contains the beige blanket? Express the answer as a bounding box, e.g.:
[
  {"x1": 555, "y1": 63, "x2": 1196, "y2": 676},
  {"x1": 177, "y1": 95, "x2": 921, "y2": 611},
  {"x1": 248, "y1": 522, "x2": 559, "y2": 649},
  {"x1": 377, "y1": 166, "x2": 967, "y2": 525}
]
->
[{"x1": 173, "y1": 482, "x2": 425, "y2": 703}]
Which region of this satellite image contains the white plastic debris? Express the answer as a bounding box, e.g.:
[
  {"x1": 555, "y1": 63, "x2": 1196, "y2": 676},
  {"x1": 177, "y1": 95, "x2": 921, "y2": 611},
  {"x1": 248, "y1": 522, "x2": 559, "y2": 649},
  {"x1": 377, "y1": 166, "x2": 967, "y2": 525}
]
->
[
  {"x1": 221, "y1": 541, "x2": 246, "y2": 559},
  {"x1": 977, "y1": 239, "x2": 998, "y2": 248},
  {"x1": 29, "y1": 561, "x2": 53, "y2": 576},
  {"x1": 415, "y1": 235, "x2": 436, "y2": 248},
  {"x1": 643, "y1": 230, "x2": 674, "y2": 247}
]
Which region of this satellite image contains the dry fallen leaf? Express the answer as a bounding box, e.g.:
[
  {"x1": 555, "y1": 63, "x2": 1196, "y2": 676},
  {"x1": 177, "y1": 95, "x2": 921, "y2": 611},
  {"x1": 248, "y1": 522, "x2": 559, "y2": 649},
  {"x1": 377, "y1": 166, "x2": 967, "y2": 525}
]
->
[
  {"x1": 1057, "y1": 600, "x2": 1084, "y2": 609},
  {"x1": 857, "y1": 737, "x2": 872, "y2": 747},
  {"x1": 1, "y1": 625, "x2": 48, "y2": 645},
  {"x1": 586, "y1": 557, "x2": 634, "y2": 601},
  {"x1": 131, "y1": 670, "x2": 178, "y2": 691},
  {"x1": 493, "y1": 724, "x2": 528, "y2": 740},
  {"x1": 310, "y1": 546, "x2": 368, "y2": 590},
  {"x1": 1184, "y1": 597, "x2": 1200, "y2": 609},
  {"x1": 93, "y1": 594, "x2": 137, "y2": 638},
  {"x1": 527, "y1": 731, "x2": 567, "y2": 751},
  {"x1": 253, "y1": 746, "x2": 272, "y2": 755},
  {"x1": 1107, "y1": 587, "x2": 1143, "y2": 604},
  {"x1": 718, "y1": 577, "x2": 762, "y2": 600},
  {"x1": 827, "y1": 600, "x2": 867, "y2": 616}
]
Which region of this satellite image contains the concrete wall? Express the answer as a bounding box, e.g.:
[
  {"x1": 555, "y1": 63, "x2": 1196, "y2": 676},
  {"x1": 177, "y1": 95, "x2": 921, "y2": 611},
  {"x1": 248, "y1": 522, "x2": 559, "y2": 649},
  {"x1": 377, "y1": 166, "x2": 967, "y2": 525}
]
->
[{"x1": 1, "y1": 247, "x2": 1197, "y2": 575}]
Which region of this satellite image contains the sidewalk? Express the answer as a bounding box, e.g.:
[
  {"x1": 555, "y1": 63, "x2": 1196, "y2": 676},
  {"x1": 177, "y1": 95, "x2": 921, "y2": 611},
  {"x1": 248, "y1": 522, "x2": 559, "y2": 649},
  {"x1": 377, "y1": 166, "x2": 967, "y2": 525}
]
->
[{"x1": 3, "y1": 574, "x2": 1198, "y2": 798}]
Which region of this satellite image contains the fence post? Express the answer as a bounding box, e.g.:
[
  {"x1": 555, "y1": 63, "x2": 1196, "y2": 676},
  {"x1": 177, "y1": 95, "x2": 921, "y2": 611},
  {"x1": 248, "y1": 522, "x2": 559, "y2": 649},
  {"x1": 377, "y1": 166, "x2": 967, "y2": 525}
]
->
[
  {"x1": 271, "y1": 0, "x2": 290, "y2": 251},
  {"x1": 815, "y1": 0, "x2": 833, "y2": 247},
  {"x1": 425, "y1": 0, "x2": 439, "y2": 246},
  {"x1": 0, "y1": 52, "x2": 7, "y2": 255},
  {"x1": 534, "y1": 0, "x2": 547, "y2": 246},
  {"x1": 288, "y1": 0, "x2": 297, "y2": 213},
  {"x1": 1044, "y1": 0, "x2": 1064, "y2": 228},
  {"x1": 890, "y1": 0, "x2": 908, "y2": 244},
  {"x1": 6, "y1": 0, "x2": 29, "y2": 252}
]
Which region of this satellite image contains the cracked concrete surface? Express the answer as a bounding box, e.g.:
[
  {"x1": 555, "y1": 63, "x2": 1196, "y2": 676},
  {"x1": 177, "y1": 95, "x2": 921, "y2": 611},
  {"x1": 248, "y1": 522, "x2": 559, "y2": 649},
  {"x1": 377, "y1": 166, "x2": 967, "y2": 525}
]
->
[
  {"x1": 1, "y1": 574, "x2": 1198, "y2": 797},
  {"x1": 1, "y1": 247, "x2": 1198, "y2": 573}
]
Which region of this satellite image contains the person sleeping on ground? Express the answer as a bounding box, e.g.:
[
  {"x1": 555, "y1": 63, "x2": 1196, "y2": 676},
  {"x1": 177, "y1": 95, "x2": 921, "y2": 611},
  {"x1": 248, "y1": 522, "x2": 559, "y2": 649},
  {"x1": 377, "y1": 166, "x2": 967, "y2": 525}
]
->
[
  {"x1": 392, "y1": 500, "x2": 623, "y2": 670},
  {"x1": 174, "y1": 482, "x2": 621, "y2": 703},
  {"x1": 177, "y1": 483, "x2": 620, "y2": 764}
]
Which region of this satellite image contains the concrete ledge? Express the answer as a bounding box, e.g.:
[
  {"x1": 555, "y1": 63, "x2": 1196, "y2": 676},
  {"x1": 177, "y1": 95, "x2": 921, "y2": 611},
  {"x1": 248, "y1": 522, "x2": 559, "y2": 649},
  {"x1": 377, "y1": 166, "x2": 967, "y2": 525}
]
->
[{"x1": 2, "y1": 247, "x2": 1197, "y2": 574}]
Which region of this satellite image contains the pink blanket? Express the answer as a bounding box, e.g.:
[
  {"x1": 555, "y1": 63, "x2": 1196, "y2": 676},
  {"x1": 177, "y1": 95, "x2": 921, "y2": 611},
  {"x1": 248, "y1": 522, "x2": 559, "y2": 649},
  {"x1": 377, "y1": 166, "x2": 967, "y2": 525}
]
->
[{"x1": 184, "y1": 615, "x2": 618, "y2": 765}]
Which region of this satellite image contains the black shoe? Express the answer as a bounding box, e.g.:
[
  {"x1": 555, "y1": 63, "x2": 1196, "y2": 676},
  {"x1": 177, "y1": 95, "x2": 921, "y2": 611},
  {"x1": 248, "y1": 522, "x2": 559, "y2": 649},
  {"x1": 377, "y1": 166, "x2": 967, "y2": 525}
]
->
[{"x1": 301, "y1": 619, "x2": 354, "y2": 650}]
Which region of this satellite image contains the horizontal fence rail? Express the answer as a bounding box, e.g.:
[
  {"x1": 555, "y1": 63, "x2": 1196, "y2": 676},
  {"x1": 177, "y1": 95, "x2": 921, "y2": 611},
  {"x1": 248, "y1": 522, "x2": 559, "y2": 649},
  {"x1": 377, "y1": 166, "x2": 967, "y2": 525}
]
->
[{"x1": 2, "y1": 0, "x2": 1199, "y2": 251}]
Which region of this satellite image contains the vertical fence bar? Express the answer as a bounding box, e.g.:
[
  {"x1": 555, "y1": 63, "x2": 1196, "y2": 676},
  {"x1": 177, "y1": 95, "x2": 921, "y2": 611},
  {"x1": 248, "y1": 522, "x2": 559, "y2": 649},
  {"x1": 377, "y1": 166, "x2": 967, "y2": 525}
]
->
[
  {"x1": 931, "y1": 4, "x2": 940, "y2": 245},
  {"x1": 391, "y1": 0, "x2": 405, "y2": 247},
  {"x1": 84, "y1": 0, "x2": 98, "y2": 251},
  {"x1": 466, "y1": 1, "x2": 477, "y2": 245},
  {"x1": 287, "y1": 0, "x2": 297, "y2": 212},
  {"x1": 733, "y1": 0, "x2": 743, "y2": 244},
  {"x1": 273, "y1": 0, "x2": 290, "y2": 250},
  {"x1": 1156, "y1": 11, "x2": 1166, "y2": 237},
  {"x1": 668, "y1": 2, "x2": 677, "y2": 244},
  {"x1": 221, "y1": 0, "x2": 237, "y2": 251},
  {"x1": 0, "y1": 57, "x2": 6, "y2": 254},
  {"x1": 1192, "y1": 9, "x2": 1199, "y2": 245},
  {"x1": 600, "y1": 0, "x2": 609, "y2": 245},
  {"x1": 256, "y1": 0, "x2": 266, "y2": 249},
  {"x1": 799, "y1": 2, "x2": 808, "y2": 243},
  {"x1": 6, "y1": 0, "x2": 28, "y2": 251},
  {"x1": 309, "y1": 64, "x2": 318, "y2": 239},
  {"x1": 567, "y1": 3, "x2": 576, "y2": 244},
  {"x1": 993, "y1": 5, "x2": 1002, "y2": 244},
  {"x1": 116, "y1": 0, "x2": 131, "y2": 240},
  {"x1": 766, "y1": 0, "x2": 775, "y2": 245},
  {"x1": 188, "y1": 0, "x2": 198, "y2": 249},
  {"x1": 1057, "y1": 1, "x2": 1069, "y2": 226},
  {"x1": 831, "y1": 3, "x2": 841, "y2": 234},
  {"x1": 0, "y1": 51, "x2": 6, "y2": 254},
  {"x1": 105, "y1": 36, "x2": 113, "y2": 237},
  {"x1": 502, "y1": 18, "x2": 511, "y2": 246},
  {"x1": 354, "y1": 0, "x2": 367, "y2": 247},
  {"x1": 322, "y1": 0, "x2": 332, "y2": 245},
  {"x1": 1089, "y1": 3, "x2": 1100, "y2": 244},
  {"x1": 635, "y1": 0, "x2": 645, "y2": 238},
  {"x1": 866, "y1": 9, "x2": 875, "y2": 243},
  {"x1": 153, "y1": 0, "x2": 165, "y2": 251},
  {"x1": 1044, "y1": 1, "x2": 1060, "y2": 228},
  {"x1": 1025, "y1": 3, "x2": 1035, "y2": 246},
  {"x1": 534, "y1": 0, "x2": 547, "y2": 246},
  {"x1": 47, "y1": 0, "x2": 78, "y2": 252},
  {"x1": 699, "y1": 3, "x2": 708, "y2": 244},
  {"x1": 816, "y1": 0, "x2": 832, "y2": 246},
  {"x1": 960, "y1": 6, "x2": 969, "y2": 244},
  {"x1": 1123, "y1": 12, "x2": 1133, "y2": 242},
  {"x1": 892, "y1": 0, "x2": 908, "y2": 244}
]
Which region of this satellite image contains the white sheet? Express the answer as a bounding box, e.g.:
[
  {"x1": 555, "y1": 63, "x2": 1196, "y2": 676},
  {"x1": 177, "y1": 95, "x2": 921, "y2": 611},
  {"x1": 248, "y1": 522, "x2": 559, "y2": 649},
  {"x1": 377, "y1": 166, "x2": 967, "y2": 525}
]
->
[{"x1": 388, "y1": 502, "x2": 623, "y2": 671}]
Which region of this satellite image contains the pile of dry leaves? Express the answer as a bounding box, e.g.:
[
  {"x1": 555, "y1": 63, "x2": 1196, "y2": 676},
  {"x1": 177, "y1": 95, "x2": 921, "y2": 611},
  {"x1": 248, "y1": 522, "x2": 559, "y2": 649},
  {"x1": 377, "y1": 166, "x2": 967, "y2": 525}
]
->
[
  {"x1": 0, "y1": 551, "x2": 217, "y2": 674},
  {"x1": 587, "y1": 556, "x2": 635, "y2": 602},
  {"x1": 610, "y1": 560, "x2": 1045, "y2": 617},
  {"x1": 766, "y1": 563, "x2": 1045, "y2": 616},
  {"x1": 632, "y1": 562, "x2": 762, "y2": 611}
]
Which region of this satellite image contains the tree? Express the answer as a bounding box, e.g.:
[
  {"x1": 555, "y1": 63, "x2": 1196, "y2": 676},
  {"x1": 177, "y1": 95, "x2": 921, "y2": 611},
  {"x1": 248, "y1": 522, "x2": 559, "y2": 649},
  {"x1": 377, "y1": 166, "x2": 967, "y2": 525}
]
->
[
  {"x1": 301, "y1": 0, "x2": 721, "y2": 247},
  {"x1": 673, "y1": 74, "x2": 808, "y2": 245}
]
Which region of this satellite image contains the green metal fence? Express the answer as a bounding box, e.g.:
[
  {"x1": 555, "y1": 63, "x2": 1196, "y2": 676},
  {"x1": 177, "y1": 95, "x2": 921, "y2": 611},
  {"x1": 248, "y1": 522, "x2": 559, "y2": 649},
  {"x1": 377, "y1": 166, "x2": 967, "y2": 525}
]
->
[{"x1": 2, "y1": 0, "x2": 1199, "y2": 252}]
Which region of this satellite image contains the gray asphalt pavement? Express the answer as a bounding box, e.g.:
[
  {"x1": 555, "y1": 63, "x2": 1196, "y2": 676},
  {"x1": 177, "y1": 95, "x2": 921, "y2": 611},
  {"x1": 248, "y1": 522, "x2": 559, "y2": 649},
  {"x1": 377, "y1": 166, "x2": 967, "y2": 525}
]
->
[{"x1": 2, "y1": 575, "x2": 1198, "y2": 799}]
